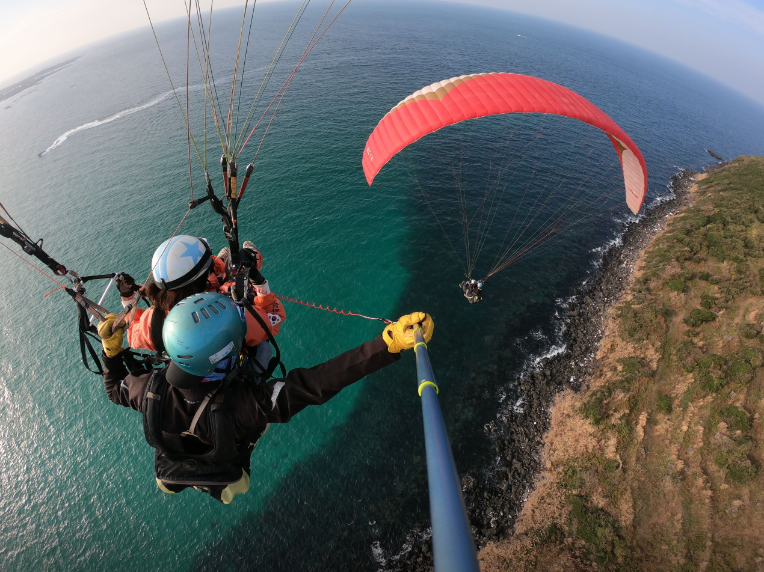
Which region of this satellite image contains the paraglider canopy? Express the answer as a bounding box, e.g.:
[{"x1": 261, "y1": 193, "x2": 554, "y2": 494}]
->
[{"x1": 362, "y1": 72, "x2": 647, "y2": 215}]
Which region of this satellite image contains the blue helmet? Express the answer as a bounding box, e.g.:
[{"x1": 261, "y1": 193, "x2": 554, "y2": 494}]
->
[{"x1": 163, "y1": 292, "x2": 247, "y2": 388}]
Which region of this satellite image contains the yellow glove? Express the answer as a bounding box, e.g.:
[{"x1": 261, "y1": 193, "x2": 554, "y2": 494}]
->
[
  {"x1": 97, "y1": 313, "x2": 126, "y2": 357},
  {"x1": 383, "y1": 312, "x2": 434, "y2": 353}
]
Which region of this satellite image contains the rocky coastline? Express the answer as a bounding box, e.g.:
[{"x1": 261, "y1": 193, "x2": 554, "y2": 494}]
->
[{"x1": 383, "y1": 167, "x2": 700, "y2": 571}]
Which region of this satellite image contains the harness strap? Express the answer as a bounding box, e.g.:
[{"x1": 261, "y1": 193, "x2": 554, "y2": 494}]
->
[
  {"x1": 142, "y1": 370, "x2": 165, "y2": 451},
  {"x1": 182, "y1": 390, "x2": 218, "y2": 439},
  {"x1": 149, "y1": 308, "x2": 167, "y2": 354},
  {"x1": 76, "y1": 303, "x2": 104, "y2": 374},
  {"x1": 243, "y1": 300, "x2": 286, "y2": 379}
]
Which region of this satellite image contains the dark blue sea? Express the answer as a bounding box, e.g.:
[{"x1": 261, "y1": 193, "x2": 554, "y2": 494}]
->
[{"x1": 1, "y1": 1, "x2": 763, "y2": 570}]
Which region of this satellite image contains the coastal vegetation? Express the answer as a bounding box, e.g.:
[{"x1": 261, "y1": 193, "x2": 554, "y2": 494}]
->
[{"x1": 480, "y1": 156, "x2": 764, "y2": 571}]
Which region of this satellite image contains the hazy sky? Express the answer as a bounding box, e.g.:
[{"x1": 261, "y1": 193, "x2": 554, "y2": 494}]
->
[{"x1": 1, "y1": 0, "x2": 763, "y2": 105}]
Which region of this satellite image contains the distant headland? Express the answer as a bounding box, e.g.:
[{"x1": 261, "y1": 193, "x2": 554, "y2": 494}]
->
[{"x1": 0, "y1": 58, "x2": 79, "y2": 105}]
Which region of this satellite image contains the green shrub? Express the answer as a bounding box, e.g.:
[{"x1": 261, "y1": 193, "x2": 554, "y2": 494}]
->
[
  {"x1": 686, "y1": 214, "x2": 709, "y2": 231},
  {"x1": 617, "y1": 302, "x2": 666, "y2": 343},
  {"x1": 708, "y1": 212, "x2": 727, "y2": 226},
  {"x1": 684, "y1": 535, "x2": 706, "y2": 567},
  {"x1": 714, "y1": 437, "x2": 758, "y2": 484},
  {"x1": 580, "y1": 389, "x2": 611, "y2": 426},
  {"x1": 619, "y1": 356, "x2": 648, "y2": 376},
  {"x1": 697, "y1": 364, "x2": 728, "y2": 392},
  {"x1": 698, "y1": 271, "x2": 712, "y2": 281},
  {"x1": 642, "y1": 272, "x2": 659, "y2": 284},
  {"x1": 613, "y1": 418, "x2": 631, "y2": 440},
  {"x1": 535, "y1": 523, "x2": 566, "y2": 545},
  {"x1": 560, "y1": 464, "x2": 585, "y2": 491},
  {"x1": 718, "y1": 405, "x2": 752, "y2": 432},
  {"x1": 657, "y1": 394, "x2": 673, "y2": 414},
  {"x1": 648, "y1": 248, "x2": 671, "y2": 265},
  {"x1": 738, "y1": 346, "x2": 764, "y2": 367},
  {"x1": 676, "y1": 340, "x2": 702, "y2": 371},
  {"x1": 741, "y1": 323, "x2": 759, "y2": 339},
  {"x1": 700, "y1": 294, "x2": 716, "y2": 310},
  {"x1": 728, "y1": 359, "x2": 754, "y2": 384},
  {"x1": 566, "y1": 495, "x2": 631, "y2": 568},
  {"x1": 697, "y1": 354, "x2": 728, "y2": 391},
  {"x1": 727, "y1": 458, "x2": 757, "y2": 484},
  {"x1": 698, "y1": 353, "x2": 726, "y2": 370},
  {"x1": 684, "y1": 309, "x2": 716, "y2": 328},
  {"x1": 603, "y1": 459, "x2": 620, "y2": 473},
  {"x1": 666, "y1": 279, "x2": 687, "y2": 293}
]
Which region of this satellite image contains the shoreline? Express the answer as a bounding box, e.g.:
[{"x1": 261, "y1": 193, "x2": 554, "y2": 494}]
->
[{"x1": 383, "y1": 167, "x2": 701, "y2": 570}]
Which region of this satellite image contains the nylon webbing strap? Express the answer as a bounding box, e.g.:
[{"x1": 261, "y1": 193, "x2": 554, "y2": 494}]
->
[
  {"x1": 76, "y1": 304, "x2": 103, "y2": 375},
  {"x1": 182, "y1": 390, "x2": 218, "y2": 439},
  {"x1": 149, "y1": 309, "x2": 167, "y2": 354},
  {"x1": 243, "y1": 301, "x2": 286, "y2": 378}
]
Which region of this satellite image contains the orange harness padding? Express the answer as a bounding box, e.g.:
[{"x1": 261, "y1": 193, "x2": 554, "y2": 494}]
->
[{"x1": 127, "y1": 255, "x2": 285, "y2": 352}]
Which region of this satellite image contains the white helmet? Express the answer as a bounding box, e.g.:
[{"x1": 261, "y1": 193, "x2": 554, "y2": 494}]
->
[{"x1": 151, "y1": 235, "x2": 212, "y2": 290}]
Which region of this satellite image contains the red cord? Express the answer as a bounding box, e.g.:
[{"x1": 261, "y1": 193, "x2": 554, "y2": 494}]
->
[
  {"x1": 0, "y1": 241, "x2": 67, "y2": 289},
  {"x1": 275, "y1": 293, "x2": 392, "y2": 324},
  {"x1": 44, "y1": 286, "x2": 67, "y2": 298}
]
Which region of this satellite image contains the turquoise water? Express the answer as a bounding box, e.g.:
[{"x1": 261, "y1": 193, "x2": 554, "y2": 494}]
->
[{"x1": 1, "y1": 2, "x2": 764, "y2": 570}]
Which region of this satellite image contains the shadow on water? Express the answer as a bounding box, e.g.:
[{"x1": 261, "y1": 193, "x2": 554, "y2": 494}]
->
[
  {"x1": 188, "y1": 289, "x2": 473, "y2": 570},
  {"x1": 188, "y1": 226, "x2": 594, "y2": 571}
]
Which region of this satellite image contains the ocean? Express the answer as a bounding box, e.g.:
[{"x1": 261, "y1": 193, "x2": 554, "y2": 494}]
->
[{"x1": 1, "y1": 1, "x2": 763, "y2": 570}]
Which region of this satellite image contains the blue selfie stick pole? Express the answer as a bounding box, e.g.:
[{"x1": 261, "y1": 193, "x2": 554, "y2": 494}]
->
[{"x1": 414, "y1": 327, "x2": 480, "y2": 572}]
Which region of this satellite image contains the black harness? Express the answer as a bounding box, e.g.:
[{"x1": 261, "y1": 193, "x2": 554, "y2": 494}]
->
[{"x1": 142, "y1": 369, "x2": 256, "y2": 502}]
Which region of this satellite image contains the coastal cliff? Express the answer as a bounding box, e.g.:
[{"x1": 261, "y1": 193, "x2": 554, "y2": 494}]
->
[{"x1": 479, "y1": 156, "x2": 764, "y2": 571}]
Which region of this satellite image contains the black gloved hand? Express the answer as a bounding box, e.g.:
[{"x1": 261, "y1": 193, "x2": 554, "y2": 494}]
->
[
  {"x1": 249, "y1": 268, "x2": 266, "y2": 285},
  {"x1": 235, "y1": 248, "x2": 265, "y2": 284},
  {"x1": 115, "y1": 273, "x2": 140, "y2": 297}
]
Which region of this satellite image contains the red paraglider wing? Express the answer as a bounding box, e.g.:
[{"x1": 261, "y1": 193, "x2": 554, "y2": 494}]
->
[{"x1": 362, "y1": 73, "x2": 647, "y2": 214}]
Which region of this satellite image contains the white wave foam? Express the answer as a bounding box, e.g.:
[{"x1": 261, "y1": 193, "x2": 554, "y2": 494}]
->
[
  {"x1": 532, "y1": 343, "x2": 566, "y2": 366},
  {"x1": 590, "y1": 233, "x2": 623, "y2": 256},
  {"x1": 371, "y1": 540, "x2": 385, "y2": 566},
  {"x1": 39, "y1": 89, "x2": 176, "y2": 156},
  {"x1": 528, "y1": 328, "x2": 546, "y2": 341},
  {"x1": 373, "y1": 527, "x2": 432, "y2": 570}
]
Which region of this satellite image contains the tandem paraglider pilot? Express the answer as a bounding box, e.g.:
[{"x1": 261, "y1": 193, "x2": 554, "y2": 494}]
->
[
  {"x1": 459, "y1": 279, "x2": 483, "y2": 304},
  {"x1": 97, "y1": 292, "x2": 433, "y2": 504}
]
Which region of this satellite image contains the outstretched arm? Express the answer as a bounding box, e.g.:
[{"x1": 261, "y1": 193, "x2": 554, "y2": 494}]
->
[
  {"x1": 238, "y1": 335, "x2": 399, "y2": 426},
  {"x1": 237, "y1": 312, "x2": 434, "y2": 426}
]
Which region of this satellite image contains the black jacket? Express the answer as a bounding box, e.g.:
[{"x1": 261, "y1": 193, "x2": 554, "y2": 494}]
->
[{"x1": 101, "y1": 335, "x2": 400, "y2": 445}]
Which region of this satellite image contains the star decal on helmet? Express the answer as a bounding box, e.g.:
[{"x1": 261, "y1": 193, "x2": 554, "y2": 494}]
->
[{"x1": 178, "y1": 239, "x2": 205, "y2": 264}]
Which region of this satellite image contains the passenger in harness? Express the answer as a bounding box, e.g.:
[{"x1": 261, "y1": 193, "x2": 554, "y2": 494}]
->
[
  {"x1": 116, "y1": 235, "x2": 285, "y2": 372},
  {"x1": 97, "y1": 292, "x2": 434, "y2": 504}
]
